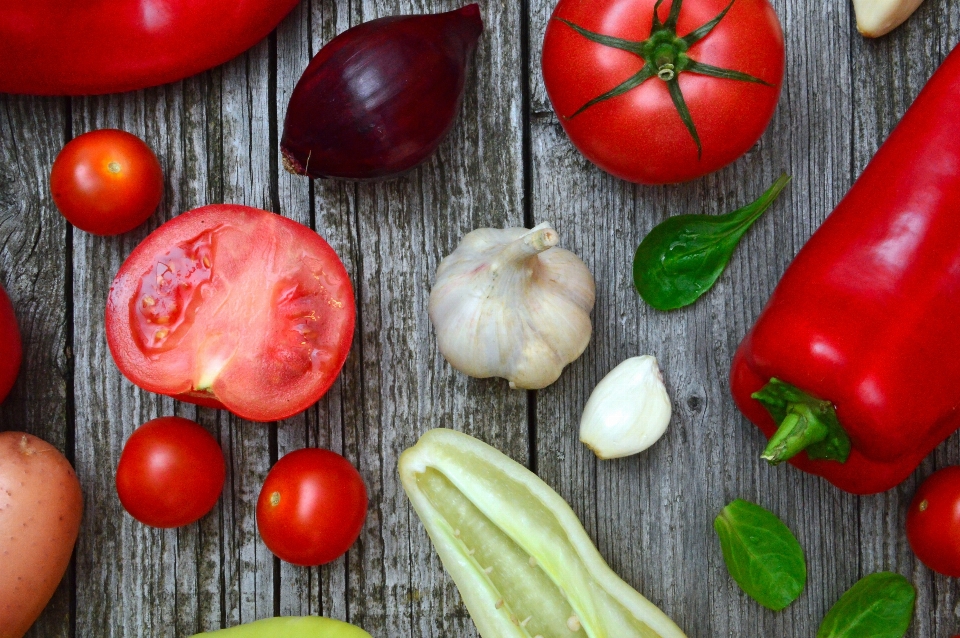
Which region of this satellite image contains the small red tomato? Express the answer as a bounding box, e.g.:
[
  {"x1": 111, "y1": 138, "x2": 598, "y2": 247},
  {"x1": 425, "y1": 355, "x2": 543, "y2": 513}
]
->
[
  {"x1": 0, "y1": 283, "x2": 21, "y2": 404},
  {"x1": 116, "y1": 417, "x2": 225, "y2": 528},
  {"x1": 257, "y1": 448, "x2": 368, "y2": 566},
  {"x1": 906, "y1": 466, "x2": 960, "y2": 577},
  {"x1": 50, "y1": 129, "x2": 163, "y2": 235}
]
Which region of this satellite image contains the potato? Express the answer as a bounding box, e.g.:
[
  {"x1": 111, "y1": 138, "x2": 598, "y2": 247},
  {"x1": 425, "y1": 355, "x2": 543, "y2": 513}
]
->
[{"x1": 0, "y1": 432, "x2": 83, "y2": 638}]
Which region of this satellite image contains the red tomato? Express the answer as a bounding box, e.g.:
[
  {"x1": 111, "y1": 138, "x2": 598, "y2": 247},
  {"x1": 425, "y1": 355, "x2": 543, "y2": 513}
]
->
[
  {"x1": 541, "y1": 0, "x2": 784, "y2": 184},
  {"x1": 257, "y1": 448, "x2": 368, "y2": 566},
  {"x1": 106, "y1": 205, "x2": 355, "y2": 422},
  {"x1": 0, "y1": 283, "x2": 21, "y2": 404},
  {"x1": 116, "y1": 417, "x2": 225, "y2": 528},
  {"x1": 0, "y1": 1, "x2": 299, "y2": 95},
  {"x1": 906, "y1": 467, "x2": 960, "y2": 577},
  {"x1": 50, "y1": 130, "x2": 164, "y2": 236}
]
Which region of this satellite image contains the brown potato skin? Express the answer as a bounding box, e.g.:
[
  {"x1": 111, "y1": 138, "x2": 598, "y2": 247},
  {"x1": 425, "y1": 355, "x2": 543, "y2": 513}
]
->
[{"x1": 0, "y1": 432, "x2": 83, "y2": 638}]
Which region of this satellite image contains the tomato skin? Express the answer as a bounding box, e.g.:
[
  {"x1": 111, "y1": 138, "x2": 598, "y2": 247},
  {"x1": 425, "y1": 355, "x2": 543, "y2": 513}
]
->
[
  {"x1": 116, "y1": 417, "x2": 225, "y2": 529},
  {"x1": 50, "y1": 130, "x2": 163, "y2": 236},
  {"x1": 105, "y1": 204, "x2": 356, "y2": 422},
  {"x1": 907, "y1": 467, "x2": 960, "y2": 577},
  {"x1": 0, "y1": 284, "x2": 20, "y2": 404},
  {"x1": 0, "y1": 1, "x2": 300, "y2": 95},
  {"x1": 257, "y1": 448, "x2": 368, "y2": 566},
  {"x1": 541, "y1": 0, "x2": 784, "y2": 184}
]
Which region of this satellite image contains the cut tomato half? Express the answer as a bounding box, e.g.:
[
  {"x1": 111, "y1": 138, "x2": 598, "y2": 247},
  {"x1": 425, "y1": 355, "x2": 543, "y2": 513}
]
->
[{"x1": 106, "y1": 205, "x2": 355, "y2": 422}]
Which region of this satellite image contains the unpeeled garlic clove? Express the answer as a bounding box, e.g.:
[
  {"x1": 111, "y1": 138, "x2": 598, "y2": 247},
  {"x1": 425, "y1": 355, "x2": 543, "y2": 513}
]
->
[
  {"x1": 579, "y1": 356, "x2": 672, "y2": 460},
  {"x1": 853, "y1": 0, "x2": 924, "y2": 37},
  {"x1": 429, "y1": 222, "x2": 595, "y2": 390}
]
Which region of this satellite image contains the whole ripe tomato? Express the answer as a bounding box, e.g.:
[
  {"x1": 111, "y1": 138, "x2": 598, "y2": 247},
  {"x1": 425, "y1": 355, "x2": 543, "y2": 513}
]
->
[
  {"x1": 0, "y1": 0, "x2": 300, "y2": 95},
  {"x1": 542, "y1": 0, "x2": 785, "y2": 184},
  {"x1": 257, "y1": 448, "x2": 368, "y2": 566},
  {"x1": 906, "y1": 466, "x2": 960, "y2": 577},
  {"x1": 106, "y1": 204, "x2": 356, "y2": 422},
  {"x1": 116, "y1": 417, "x2": 225, "y2": 528},
  {"x1": 0, "y1": 283, "x2": 21, "y2": 404},
  {"x1": 50, "y1": 129, "x2": 164, "y2": 236}
]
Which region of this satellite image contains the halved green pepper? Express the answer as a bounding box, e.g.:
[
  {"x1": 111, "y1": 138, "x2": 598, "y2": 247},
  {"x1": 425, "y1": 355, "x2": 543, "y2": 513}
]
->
[
  {"x1": 399, "y1": 428, "x2": 687, "y2": 638},
  {"x1": 190, "y1": 616, "x2": 372, "y2": 637}
]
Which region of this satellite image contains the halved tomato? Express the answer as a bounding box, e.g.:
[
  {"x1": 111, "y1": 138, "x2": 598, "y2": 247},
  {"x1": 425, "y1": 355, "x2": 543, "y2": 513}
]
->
[{"x1": 106, "y1": 205, "x2": 355, "y2": 422}]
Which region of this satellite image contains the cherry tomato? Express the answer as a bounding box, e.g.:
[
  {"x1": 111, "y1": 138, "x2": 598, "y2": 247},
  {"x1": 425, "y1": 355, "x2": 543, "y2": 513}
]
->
[
  {"x1": 116, "y1": 417, "x2": 225, "y2": 528},
  {"x1": 50, "y1": 129, "x2": 163, "y2": 235},
  {"x1": 542, "y1": 0, "x2": 784, "y2": 184},
  {"x1": 906, "y1": 466, "x2": 960, "y2": 577},
  {"x1": 256, "y1": 448, "x2": 368, "y2": 566},
  {"x1": 105, "y1": 204, "x2": 355, "y2": 422},
  {"x1": 0, "y1": 1, "x2": 299, "y2": 95},
  {"x1": 0, "y1": 283, "x2": 21, "y2": 404}
]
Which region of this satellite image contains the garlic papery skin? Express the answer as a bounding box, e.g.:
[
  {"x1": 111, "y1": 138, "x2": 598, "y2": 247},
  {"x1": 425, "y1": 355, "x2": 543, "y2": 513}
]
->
[
  {"x1": 853, "y1": 0, "x2": 924, "y2": 37},
  {"x1": 429, "y1": 222, "x2": 595, "y2": 390},
  {"x1": 579, "y1": 356, "x2": 672, "y2": 460}
]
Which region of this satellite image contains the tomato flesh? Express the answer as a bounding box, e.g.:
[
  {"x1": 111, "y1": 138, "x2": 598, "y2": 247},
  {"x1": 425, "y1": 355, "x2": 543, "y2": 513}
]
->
[
  {"x1": 906, "y1": 466, "x2": 960, "y2": 577},
  {"x1": 107, "y1": 205, "x2": 355, "y2": 422}
]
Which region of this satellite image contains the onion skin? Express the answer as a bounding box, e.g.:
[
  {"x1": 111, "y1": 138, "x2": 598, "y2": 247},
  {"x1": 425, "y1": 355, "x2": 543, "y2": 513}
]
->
[{"x1": 280, "y1": 4, "x2": 483, "y2": 181}]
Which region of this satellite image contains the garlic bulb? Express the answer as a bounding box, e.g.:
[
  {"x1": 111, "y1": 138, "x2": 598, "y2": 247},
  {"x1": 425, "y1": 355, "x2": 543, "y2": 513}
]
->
[
  {"x1": 853, "y1": 0, "x2": 924, "y2": 37},
  {"x1": 579, "y1": 356, "x2": 672, "y2": 459},
  {"x1": 429, "y1": 222, "x2": 595, "y2": 390}
]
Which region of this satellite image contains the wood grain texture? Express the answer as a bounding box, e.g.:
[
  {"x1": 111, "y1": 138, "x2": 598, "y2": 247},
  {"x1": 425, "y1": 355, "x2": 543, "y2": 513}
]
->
[{"x1": 3, "y1": 0, "x2": 960, "y2": 636}]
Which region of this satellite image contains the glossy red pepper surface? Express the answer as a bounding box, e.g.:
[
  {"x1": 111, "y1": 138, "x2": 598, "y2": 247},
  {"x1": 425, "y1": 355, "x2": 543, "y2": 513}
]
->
[
  {"x1": 0, "y1": 0, "x2": 299, "y2": 95},
  {"x1": 731, "y1": 44, "x2": 960, "y2": 495}
]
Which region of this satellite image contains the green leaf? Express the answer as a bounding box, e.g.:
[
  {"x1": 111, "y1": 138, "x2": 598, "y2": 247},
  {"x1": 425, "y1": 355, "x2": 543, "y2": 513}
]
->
[
  {"x1": 633, "y1": 174, "x2": 791, "y2": 310},
  {"x1": 714, "y1": 499, "x2": 806, "y2": 611},
  {"x1": 817, "y1": 573, "x2": 916, "y2": 638}
]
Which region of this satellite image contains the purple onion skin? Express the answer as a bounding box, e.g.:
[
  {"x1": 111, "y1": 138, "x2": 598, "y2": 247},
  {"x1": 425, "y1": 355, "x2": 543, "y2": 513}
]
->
[{"x1": 280, "y1": 4, "x2": 483, "y2": 181}]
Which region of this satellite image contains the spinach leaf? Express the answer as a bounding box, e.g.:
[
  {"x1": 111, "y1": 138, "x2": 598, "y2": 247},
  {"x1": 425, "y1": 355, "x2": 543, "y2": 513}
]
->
[
  {"x1": 713, "y1": 499, "x2": 806, "y2": 611},
  {"x1": 633, "y1": 173, "x2": 791, "y2": 310},
  {"x1": 817, "y1": 572, "x2": 916, "y2": 638}
]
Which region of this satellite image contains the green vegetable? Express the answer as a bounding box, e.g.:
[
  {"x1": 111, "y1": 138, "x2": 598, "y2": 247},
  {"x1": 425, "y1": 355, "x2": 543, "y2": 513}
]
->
[
  {"x1": 816, "y1": 573, "x2": 916, "y2": 638},
  {"x1": 399, "y1": 428, "x2": 687, "y2": 638},
  {"x1": 633, "y1": 174, "x2": 791, "y2": 310},
  {"x1": 190, "y1": 616, "x2": 372, "y2": 638},
  {"x1": 713, "y1": 499, "x2": 805, "y2": 611}
]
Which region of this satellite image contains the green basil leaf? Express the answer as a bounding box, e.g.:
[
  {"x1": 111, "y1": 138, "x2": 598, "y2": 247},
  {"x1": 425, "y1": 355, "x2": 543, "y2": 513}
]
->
[
  {"x1": 817, "y1": 572, "x2": 916, "y2": 638},
  {"x1": 633, "y1": 173, "x2": 791, "y2": 310},
  {"x1": 713, "y1": 499, "x2": 806, "y2": 611}
]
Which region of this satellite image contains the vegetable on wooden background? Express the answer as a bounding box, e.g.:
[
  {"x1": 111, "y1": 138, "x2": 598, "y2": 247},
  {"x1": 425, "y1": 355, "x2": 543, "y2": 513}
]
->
[
  {"x1": 190, "y1": 616, "x2": 373, "y2": 638},
  {"x1": 105, "y1": 204, "x2": 355, "y2": 423},
  {"x1": 0, "y1": 0, "x2": 300, "y2": 95},
  {"x1": 0, "y1": 432, "x2": 83, "y2": 638},
  {"x1": 853, "y1": 0, "x2": 925, "y2": 37},
  {"x1": 541, "y1": 0, "x2": 785, "y2": 184},
  {"x1": 399, "y1": 428, "x2": 687, "y2": 638},
  {"x1": 0, "y1": 283, "x2": 20, "y2": 404},
  {"x1": 281, "y1": 5, "x2": 483, "y2": 181},
  {"x1": 713, "y1": 499, "x2": 805, "y2": 611},
  {"x1": 816, "y1": 573, "x2": 915, "y2": 638},
  {"x1": 429, "y1": 223, "x2": 595, "y2": 390},
  {"x1": 579, "y1": 355, "x2": 673, "y2": 459},
  {"x1": 731, "y1": 42, "x2": 960, "y2": 494},
  {"x1": 906, "y1": 466, "x2": 960, "y2": 577},
  {"x1": 633, "y1": 174, "x2": 790, "y2": 310}
]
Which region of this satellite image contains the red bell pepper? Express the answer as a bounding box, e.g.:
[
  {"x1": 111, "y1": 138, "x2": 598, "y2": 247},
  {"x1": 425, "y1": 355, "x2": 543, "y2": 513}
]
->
[
  {"x1": 0, "y1": 0, "x2": 299, "y2": 95},
  {"x1": 730, "y1": 44, "x2": 960, "y2": 495}
]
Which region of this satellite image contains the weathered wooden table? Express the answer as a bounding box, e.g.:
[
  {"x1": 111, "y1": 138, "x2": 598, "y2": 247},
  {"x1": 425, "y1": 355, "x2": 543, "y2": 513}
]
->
[{"x1": 2, "y1": 0, "x2": 959, "y2": 636}]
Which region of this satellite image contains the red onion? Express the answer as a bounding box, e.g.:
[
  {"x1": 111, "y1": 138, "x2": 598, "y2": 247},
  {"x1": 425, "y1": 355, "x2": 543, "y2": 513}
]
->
[{"x1": 280, "y1": 4, "x2": 483, "y2": 181}]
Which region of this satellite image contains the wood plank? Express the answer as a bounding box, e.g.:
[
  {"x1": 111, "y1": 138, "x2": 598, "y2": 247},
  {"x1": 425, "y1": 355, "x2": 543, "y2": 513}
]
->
[
  {"x1": 342, "y1": 0, "x2": 528, "y2": 635},
  {"x1": 0, "y1": 94, "x2": 72, "y2": 638}
]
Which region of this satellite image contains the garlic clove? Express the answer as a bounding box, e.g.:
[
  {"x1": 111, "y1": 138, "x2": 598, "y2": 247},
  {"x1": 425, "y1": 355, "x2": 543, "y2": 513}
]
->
[
  {"x1": 852, "y1": 0, "x2": 924, "y2": 37},
  {"x1": 579, "y1": 356, "x2": 672, "y2": 460},
  {"x1": 429, "y1": 223, "x2": 595, "y2": 390}
]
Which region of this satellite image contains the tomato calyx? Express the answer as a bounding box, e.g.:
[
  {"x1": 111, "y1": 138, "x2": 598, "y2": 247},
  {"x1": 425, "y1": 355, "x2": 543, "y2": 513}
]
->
[{"x1": 556, "y1": 0, "x2": 774, "y2": 158}]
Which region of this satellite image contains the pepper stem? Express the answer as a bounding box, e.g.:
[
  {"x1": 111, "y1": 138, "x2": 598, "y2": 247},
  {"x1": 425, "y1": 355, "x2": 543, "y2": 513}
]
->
[{"x1": 751, "y1": 378, "x2": 852, "y2": 464}]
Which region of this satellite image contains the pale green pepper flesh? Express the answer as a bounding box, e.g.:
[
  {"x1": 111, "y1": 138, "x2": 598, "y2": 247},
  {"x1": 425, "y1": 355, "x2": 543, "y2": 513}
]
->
[{"x1": 189, "y1": 616, "x2": 372, "y2": 638}]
